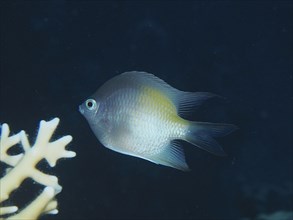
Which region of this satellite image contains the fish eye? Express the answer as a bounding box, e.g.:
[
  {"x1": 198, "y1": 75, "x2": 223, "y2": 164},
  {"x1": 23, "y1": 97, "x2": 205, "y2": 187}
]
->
[{"x1": 85, "y1": 99, "x2": 97, "y2": 110}]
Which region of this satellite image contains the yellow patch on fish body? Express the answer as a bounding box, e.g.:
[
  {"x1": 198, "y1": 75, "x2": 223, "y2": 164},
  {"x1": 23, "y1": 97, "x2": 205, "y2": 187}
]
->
[
  {"x1": 141, "y1": 86, "x2": 177, "y2": 114},
  {"x1": 140, "y1": 86, "x2": 189, "y2": 135},
  {"x1": 125, "y1": 86, "x2": 188, "y2": 157},
  {"x1": 79, "y1": 71, "x2": 237, "y2": 171}
]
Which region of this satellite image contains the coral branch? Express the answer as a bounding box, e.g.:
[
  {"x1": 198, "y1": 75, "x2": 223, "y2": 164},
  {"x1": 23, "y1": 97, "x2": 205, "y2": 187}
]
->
[
  {"x1": 0, "y1": 124, "x2": 24, "y2": 167},
  {"x1": 0, "y1": 118, "x2": 76, "y2": 219}
]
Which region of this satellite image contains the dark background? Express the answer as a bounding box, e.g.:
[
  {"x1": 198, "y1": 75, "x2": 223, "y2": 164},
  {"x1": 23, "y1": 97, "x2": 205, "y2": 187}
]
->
[{"x1": 0, "y1": 1, "x2": 292, "y2": 220}]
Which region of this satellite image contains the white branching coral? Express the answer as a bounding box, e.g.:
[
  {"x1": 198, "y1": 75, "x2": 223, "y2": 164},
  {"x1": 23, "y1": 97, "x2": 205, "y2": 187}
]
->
[{"x1": 0, "y1": 118, "x2": 76, "y2": 220}]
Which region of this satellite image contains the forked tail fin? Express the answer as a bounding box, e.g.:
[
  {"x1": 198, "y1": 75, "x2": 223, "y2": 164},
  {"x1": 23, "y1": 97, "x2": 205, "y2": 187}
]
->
[{"x1": 184, "y1": 122, "x2": 237, "y2": 156}]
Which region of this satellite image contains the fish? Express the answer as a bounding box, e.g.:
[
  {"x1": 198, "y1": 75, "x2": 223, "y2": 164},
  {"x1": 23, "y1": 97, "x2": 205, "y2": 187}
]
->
[{"x1": 79, "y1": 71, "x2": 237, "y2": 171}]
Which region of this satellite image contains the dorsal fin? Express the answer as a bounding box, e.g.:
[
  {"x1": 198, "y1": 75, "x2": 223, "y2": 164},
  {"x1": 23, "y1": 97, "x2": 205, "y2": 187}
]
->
[
  {"x1": 120, "y1": 71, "x2": 179, "y2": 97},
  {"x1": 119, "y1": 71, "x2": 216, "y2": 116}
]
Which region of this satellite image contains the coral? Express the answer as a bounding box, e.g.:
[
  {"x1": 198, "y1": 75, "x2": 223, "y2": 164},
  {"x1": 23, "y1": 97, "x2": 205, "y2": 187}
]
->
[
  {"x1": 237, "y1": 180, "x2": 293, "y2": 220},
  {"x1": 256, "y1": 210, "x2": 293, "y2": 220},
  {"x1": 0, "y1": 118, "x2": 76, "y2": 220}
]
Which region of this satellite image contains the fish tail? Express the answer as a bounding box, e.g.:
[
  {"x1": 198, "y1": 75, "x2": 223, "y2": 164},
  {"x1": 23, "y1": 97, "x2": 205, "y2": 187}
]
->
[{"x1": 184, "y1": 122, "x2": 237, "y2": 156}]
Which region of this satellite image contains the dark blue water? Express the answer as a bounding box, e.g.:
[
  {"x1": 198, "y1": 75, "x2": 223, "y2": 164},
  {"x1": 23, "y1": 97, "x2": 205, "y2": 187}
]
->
[{"x1": 1, "y1": 1, "x2": 292, "y2": 220}]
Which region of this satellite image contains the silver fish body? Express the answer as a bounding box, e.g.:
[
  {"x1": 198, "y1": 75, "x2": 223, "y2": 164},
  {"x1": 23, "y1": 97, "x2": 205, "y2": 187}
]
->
[{"x1": 79, "y1": 71, "x2": 236, "y2": 171}]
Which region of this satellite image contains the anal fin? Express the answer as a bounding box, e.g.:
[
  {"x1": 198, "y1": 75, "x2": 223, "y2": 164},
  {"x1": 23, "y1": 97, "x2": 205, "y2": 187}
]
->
[{"x1": 147, "y1": 141, "x2": 190, "y2": 171}]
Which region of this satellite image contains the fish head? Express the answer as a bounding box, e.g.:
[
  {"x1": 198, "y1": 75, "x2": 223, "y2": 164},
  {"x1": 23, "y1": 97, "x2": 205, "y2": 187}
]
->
[
  {"x1": 79, "y1": 97, "x2": 101, "y2": 125},
  {"x1": 79, "y1": 96, "x2": 112, "y2": 146}
]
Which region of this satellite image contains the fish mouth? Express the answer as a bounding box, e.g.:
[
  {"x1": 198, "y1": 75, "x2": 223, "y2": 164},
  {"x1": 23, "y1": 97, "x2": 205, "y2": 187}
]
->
[{"x1": 79, "y1": 105, "x2": 84, "y2": 114}]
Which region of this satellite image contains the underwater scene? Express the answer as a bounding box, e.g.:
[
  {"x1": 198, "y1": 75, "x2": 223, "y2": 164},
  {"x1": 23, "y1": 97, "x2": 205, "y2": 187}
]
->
[{"x1": 0, "y1": 1, "x2": 292, "y2": 220}]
